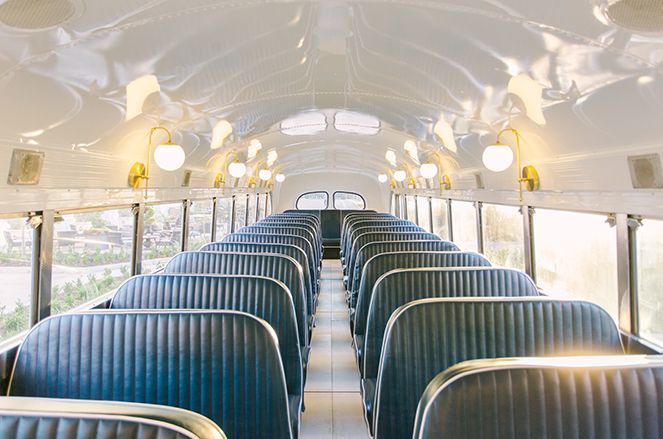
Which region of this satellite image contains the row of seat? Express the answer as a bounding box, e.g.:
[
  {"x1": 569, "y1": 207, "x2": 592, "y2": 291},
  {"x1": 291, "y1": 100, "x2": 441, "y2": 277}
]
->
[
  {"x1": 2, "y1": 211, "x2": 324, "y2": 438},
  {"x1": 339, "y1": 211, "x2": 663, "y2": 439}
]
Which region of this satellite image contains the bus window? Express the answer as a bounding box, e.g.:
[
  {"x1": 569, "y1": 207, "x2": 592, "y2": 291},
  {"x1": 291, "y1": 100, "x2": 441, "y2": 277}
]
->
[
  {"x1": 52, "y1": 208, "x2": 134, "y2": 315},
  {"x1": 216, "y1": 197, "x2": 232, "y2": 239},
  {"x1": 187, "y1": 199, "x2": 213, "y2": 251},
  {"x1": 406, "y1": 195, "x2": 417, "y2": 222},
  {"x1": 416, "y1": 196, "x2": 431, "y2": 232},
  {"x1": 142, "y1": 203, "x2": 183, "y2": 273},
  {"x1": 431, "y1": 198, "x2": 449, "y2": 240},
  {"x1": 636, "y1": 218, "x2": 663, "y2": 345},
  {"x1": 234, "y1": 194, "x2": 248, "y2": 231},
  {"x1": 257, "y1": 194, "x2": 266, "y2": 220},
  {"x1": 296, "y1": 192, "x2": 328, "y2": 210},
  {"x1": 534, "y1": 208, "x2": 618, "y2": 320},
  {"x1": 0, "y1": 216, "x2": 32, "y2": 343},
  {"x1": 482, "y1": 203, "x2": 525, "y2": 270},
  {"x1": 247, "y1": 194, "x2": 258, "y2": 225},
  {"x1": 333, "y1": 191, "x2": 366, "y2": 210},
  {"x1": 451, "y1": 201, "x2": 478, "y2": 252}
]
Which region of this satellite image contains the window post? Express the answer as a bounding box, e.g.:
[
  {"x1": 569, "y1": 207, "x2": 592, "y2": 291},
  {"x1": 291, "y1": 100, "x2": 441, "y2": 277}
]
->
[
  {"x1": 230, "y1": 195, "x2": 237, "y2": 233},
  {"x1": 181, "y1": 200, "x2": 191, "y2": 252},
  {"x1": 522, "y1": 205, "x2": 536, "y2": 281},
  {"x1": 428, "y1": 197, "x2": 434, "y2": 234},
  {"x1": 616, "y1": 213, "x2": 639, "y2": 334},
  {"x1": 447, "y1": 199, "x2": 454, "y2": 242},
  {"x1": 211, "y1": 197, "x2": 218, "y2": 243},
  {"x1": 131, "y1": 203, "x2": 145, "y2": 276},
  {"x1": 30, "y1": 210, "x2": 54, "y2": 325},
  {"x1": 476, "y1": 201, "x2": 484, "y2": 254}
]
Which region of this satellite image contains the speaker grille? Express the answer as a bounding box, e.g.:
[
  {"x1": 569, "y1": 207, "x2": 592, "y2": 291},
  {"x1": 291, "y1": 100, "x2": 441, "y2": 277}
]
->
[
  {"x1": 0, "y1": 0, "x2": 76, "y2": 30},
  {"x1": 605, "y1": 0, "x2": 663, "y2": 33},
  {"x1": 628, "y1": 153, "x2": 663, "y2": 189}
]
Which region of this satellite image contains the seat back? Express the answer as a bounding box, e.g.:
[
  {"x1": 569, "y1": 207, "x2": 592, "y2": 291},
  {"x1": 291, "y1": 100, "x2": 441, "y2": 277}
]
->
[
  {"x1": 353, "y1": 251, "x2": 491, "y2": 313},
  {"x1": 343, "y1": 223, "x2": 421, "y2": 259},
  {"x1": 0, "y1": 397, "x2": 225, "y2": 439},
  {"x1": 341, "y1": 215, "x2": 399, "y2": 245},
  {"x1": 359, "y1": 267, "x2": 541, "y2": 376},
  {"x1": 163, "y1": 251, "x2": 310, "y2": 338},
  {"x1": 200, "y1": 241, "x2": 314, "y2": 304},
  {"x1": 9, "y1": 311, "x2": 294, "y2": 439},
  {"x1": 412, "y1": 356, "x2": 663, "y2": 439},
  {"x1": 374, "y1": 298, "x2": 624, "y2": 439},
  {"x1": 351, "y1": 240, "x2": 461, "y2": 294},
  {"x1": 110, "y1": 274, "x2": 303, "y2": 397},
  {"x1": 347, "y1": 232, "x2": 442, "y2": 288},
  {"x1": 241, "y1": 225, "x2": 320, "y2": 259}
]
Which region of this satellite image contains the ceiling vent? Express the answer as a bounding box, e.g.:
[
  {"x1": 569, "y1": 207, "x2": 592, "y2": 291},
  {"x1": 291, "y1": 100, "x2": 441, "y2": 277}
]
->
[
  {"x1": 603, "y1": 0, "x2": 663, "y2": 34},
  {"x1": 628, "y1": 153, "x2": 663, "y2": 189},
  {"x1": 0, "y1": 0, "x2": 77, "y2": 30}
]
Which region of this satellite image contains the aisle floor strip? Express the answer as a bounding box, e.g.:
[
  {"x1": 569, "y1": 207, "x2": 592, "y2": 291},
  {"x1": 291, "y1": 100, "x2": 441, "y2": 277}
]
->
[{"x1": 300, "y1": 260, "x2": 371, "y2": 439}]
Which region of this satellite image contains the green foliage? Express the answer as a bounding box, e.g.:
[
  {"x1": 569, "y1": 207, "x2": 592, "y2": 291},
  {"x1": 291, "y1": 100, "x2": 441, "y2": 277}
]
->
[
  {"x1": 0, "y1": 249, "x2": 30, "y2": 266},
  {"x1": 54, "y1": 248, "x2": 130, "y2": 267}
]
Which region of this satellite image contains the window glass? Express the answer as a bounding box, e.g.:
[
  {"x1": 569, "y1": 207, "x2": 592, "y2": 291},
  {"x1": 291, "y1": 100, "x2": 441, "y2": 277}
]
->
[
  {"x1": 636, "y1": 218, "x2": 663, "y2": 345},
  {"x1": 0, "y1": 217, "x2": 32, "y2": 342},
  {"x1": 431, "y1": 198, "x2": 449, "y2": 240},
  {"x1": 187, "y1": 200, "x2": 213, "y2": 251},
  {"x1": 399, "y1": 195, "x2": 407, "y2": 219},
  {"x1": 216, "y1": 198, "x2": 232, "y2": 240},
  {"x1": 406, "y1": 196, "x2": 417, "y2": 222},
  {"x1": 451, "y1": 201, "x2": 478, "y2": 252},
  {"x1": 53, "y1": 208, "x2": 134, "y2": 315},
  {"x1": 247, "y1": 194, "x2": 258, "y2": 225},
  {"x1": 257, "y1": 194, "x2": 266, "y2": 220},
  {"x1": 482, "y1": 203, "x2": 525, "y2": 270},
  {"x1": 534, "y1": 209, "x2": 618, "y2": 320},
  {"x1": 266, "y1": 193, "x2": 273, "y2": 216},
  {"x1": 296, "y1": 192, "x2": 328, "y2": 210},
  {"x1": 390, "y1": 194, "x2": 396, "y2": 215},
  {"x1": 416, "y1": 196, "x2": 431, "y2": 232},
  {"x1": 142, "y1": 203, "x2": 183, "y2": 273},
  {"x1": 333, "y1": 191, "x2": 366, "y2": 210},
  {"x1": 234, "y1": 195, "x2": 247, "y2": 231}
]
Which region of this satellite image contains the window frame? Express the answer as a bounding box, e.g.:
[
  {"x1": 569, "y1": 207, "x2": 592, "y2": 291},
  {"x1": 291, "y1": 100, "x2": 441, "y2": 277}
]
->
[
  {"x1": 295, "y1": 191, "x2": 329, "y2": 210},
  {"x1": 332, "y1": 191, "x2": 366, "y2": 210}
]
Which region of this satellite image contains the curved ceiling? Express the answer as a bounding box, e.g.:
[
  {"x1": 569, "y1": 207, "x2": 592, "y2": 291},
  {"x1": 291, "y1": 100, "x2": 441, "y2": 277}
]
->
[{"x1": 0, "y1": 0, "x2": 662, "y2": 191}]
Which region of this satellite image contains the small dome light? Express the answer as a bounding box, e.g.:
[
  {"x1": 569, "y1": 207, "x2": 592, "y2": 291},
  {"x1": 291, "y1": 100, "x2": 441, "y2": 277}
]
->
[
  {"x1": 275, "y1": 173, "x2": 286, "y2": 183},
  {"x1": 259, "y1": 169, "x2": 272, "y2": 181},
  {"x1": 153, "y1": 142, "x2": 185, "y2": 171},
  {"x1": 378, "y1": 173, "x2": 388, "y2": 183},
  {"x1": 393, "y1": 170, "x2": 407, "y2": 182},
  {"x1": 228, "y1": 160, "x2": 247, "y2": 178},
  {"x1": 419, "y1": 163, "x2": 438, "y2": 179},
  {"x1": 482, "y1": 144, "x2": 514, "y2": 172}
]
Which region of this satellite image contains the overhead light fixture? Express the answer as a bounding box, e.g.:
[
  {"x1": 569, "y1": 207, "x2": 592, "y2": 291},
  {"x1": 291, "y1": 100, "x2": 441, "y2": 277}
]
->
[
  {"x1": 125, "y1": 75, "x2": 160, "y2": 121},
  {"x1": 483, "y1": 127, "x2": 539, "y2": 201},
  {"x1": 507, "y1": 73, "x2": 546, "y2": 125},
  {"x1": 419, "y1": 163, "x2": 438, "y2": 180},
  {"x1": 211, "y1": 120, "x2": 233, "y2": 150},
  {"x1": 404, "y1": 140, "x2": 419, "y2": 163},
  {"x1": 275, "y1": 173, "x2": 286, "y2": 183},
  {"x1": 228, "y1": 160, "x2": 247, "y2": 179},
  {"x1": 267, "y1": 150, "x2": 278, "y2": 167},
  {"x1": 259, "y1": 168, "x2": 272, "y2": 181},
  {"x1": 385, "y1": 150, "x2": 397, "y2": 167},
  {"x1": 128, "y1": 126, "x2": 185, "y2": 197},
  {"x1": 248, "y1": 139, "x2": 262, "y2": 158},
  {"x1": 393, "y1": 170, "x2": 407, "y2": 182},
  {"x1": 433, "y1": 118, "x2": 458, "y2": 153},
  {"x1": 378, "y1": 173, "x2": 388, "y2": 183}
]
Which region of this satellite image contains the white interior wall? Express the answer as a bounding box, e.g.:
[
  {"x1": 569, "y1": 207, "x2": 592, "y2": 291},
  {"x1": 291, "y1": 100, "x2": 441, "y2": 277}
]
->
[{"x1": 273, "y1": 172, "x2": 388, "y2": 213}]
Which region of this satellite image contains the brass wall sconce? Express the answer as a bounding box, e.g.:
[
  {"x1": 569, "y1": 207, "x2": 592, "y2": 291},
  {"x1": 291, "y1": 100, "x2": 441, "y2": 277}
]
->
[
  {"x1": 483, "y1": 127, "x2": 539, "y2": 201},
  {"x1": 440, "y1": 174, "x2": 452, "y2": 190},
  {"x1": 128, "y1": 126, "x2": 185, "y2": 197}
]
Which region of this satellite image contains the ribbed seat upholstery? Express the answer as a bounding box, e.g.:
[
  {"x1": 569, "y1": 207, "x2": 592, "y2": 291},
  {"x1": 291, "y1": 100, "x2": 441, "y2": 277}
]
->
[
  {"x1": 241, "y1": 225, "x2": 321, "y2": 262},
  {"x1": 0, "y1": 397, "x2": 225, "y2": 439},
  {"x1": 223, "y1": 233, "x2": 319, "y2": 282},
  {"x1": 340, "y1": 216, "x2": 401, "y2": 256},
  {"x1": 412, "y1": 356, "x2": 663, "y2": 439},
  {"x1": 358, "y1": 267, "x2": 540, "y2": 380},
  {"x1": 346, "y1": 232, "x2": 442, "y2": 290},
  {"x1": 163, "y1": 251, "x2": 312, "y2": 336},
  {"x1": 110, "y1": 274, "x2": 305, "y2": 398},
  {"x1": 251, "y1": 221, "x2": 321, "y2": 250},
  {"x1": 370, "y1": 298, "x2": 623, "y2": 439},
  {"x1": 350, "y1": 240, "x2": 461, "y2": 295},
  {"x1": 200, "y1": 242, "x2": 315, "y2": 310},
  {"x1": 342, "y1": 224, "x2": 422, "y2": 264},
  {"x1": 341, "y1": 214, "x2": 396, "y2": 241},
  {"x1": 351, "y1": 251, "x2": 490, "y2": 313},
  {"x1": 9, "y1": 311, "x2": 296, "y2": 439}
]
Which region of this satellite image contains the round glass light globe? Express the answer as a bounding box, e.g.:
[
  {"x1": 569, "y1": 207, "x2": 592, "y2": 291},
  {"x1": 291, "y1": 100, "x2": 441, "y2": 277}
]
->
[
  {"x1": 393, "y1": 170, "x2": 407, "y2": 182},
  {"x1": 419, "y1": 163, "x2": 439, "y2": 179},
  {"x1": 378, "y1": 173, "x2": 388, "y2": 183},
  {"x1": 275, "y1": 173, "x2": 286, "y2": 183},
  {"x1": 228, "y1": 161, "x2": 247, "y2": 178},
  {"x1": 259, "y1": 169, "x2": 272, "y2": 181},
  {"x1": 154, "y1": 143, "x2": 185, "y2": 171},
  {"x1": 482, "y1": 144, "x2": 514, "y2": 172}
]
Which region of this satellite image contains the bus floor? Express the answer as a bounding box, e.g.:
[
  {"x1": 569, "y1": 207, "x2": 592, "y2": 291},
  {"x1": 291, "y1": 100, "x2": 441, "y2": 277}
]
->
[{"x1": 300, "y1": 259, "x2": 371, "y2": 439}]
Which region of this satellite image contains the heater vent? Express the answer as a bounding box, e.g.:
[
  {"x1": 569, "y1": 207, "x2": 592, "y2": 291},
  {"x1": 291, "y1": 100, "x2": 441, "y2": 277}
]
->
[
  {"x1": 628, "y1": 153, "x2": 663, "y2": 189},
  {"x1": 0, "y1": 0, "x2": 77, "y2": 30},
  {"x1": 605, "y1": 0, "x2": 663, "y2": 33}
]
